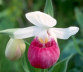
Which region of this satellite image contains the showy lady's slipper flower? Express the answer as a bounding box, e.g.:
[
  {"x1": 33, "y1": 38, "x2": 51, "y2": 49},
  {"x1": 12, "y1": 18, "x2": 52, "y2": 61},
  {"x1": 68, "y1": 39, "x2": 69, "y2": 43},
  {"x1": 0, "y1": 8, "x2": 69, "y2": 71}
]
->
[
  {"x1": 8, "y1": 11, "x2": 79, "y2": 68},
  {"x1": 5, "y1": 38, "x2": 26, "y2": 60}
]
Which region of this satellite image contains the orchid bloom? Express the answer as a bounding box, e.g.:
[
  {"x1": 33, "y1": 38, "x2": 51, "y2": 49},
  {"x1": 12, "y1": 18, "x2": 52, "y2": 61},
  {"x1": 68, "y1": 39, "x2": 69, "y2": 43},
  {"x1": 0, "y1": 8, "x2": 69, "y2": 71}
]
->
[
  {"x1": 8, "y1": 11, "x2": 79, "y2": 68},
  {"x1": 12, "y1": 11, "x2": 79, "y2": 69}
]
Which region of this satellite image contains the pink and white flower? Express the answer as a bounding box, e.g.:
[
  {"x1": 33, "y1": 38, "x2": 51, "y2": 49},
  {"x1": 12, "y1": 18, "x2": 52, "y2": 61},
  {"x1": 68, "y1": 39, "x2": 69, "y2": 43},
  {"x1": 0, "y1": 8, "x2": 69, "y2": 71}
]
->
[{"x1": 12, "y1": 11, "x2": 79, "y2": 68}]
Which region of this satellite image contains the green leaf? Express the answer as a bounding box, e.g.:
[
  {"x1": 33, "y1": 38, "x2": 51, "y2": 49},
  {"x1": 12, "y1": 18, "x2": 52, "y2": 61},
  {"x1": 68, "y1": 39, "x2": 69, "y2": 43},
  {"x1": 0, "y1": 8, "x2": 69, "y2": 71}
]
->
[
  {"x1": 60, "y1": 38, "x2": 83, "y2": 59},
  {"x1": 0, "y1": 11, "x2": 15, "y2": 29},
  {"x1": 74, "y1": 54, "x2": 83, "y2": 68},
  {"x1": 68, "y1": 68, "x2": 81, "y2": 72},
  {"x1": 0, "y1": 9, "x2": 8, "y2": 18},
  {"x1": 75, "y1": 8, "x2": 83, "y2": 34},
  {"x1": 49, "y1": 55, "x2": 73, "y2": 72},
  {"x1": 33, "y1": 0, "x2": 44, "y2": 11},
  {"x1": 44, "y1": 0, "x2": 54, "y2": 17},
  {"x1": 0, "y1": 0, "x2": 3, "y2": 5},
  {"x1": 41, "y1": 69, "x2": 48, "y2": 72},
  {"x1": 35, "y1": 68, "x2": 41, "y2": 72},
  {"x1": 21, "y1": 55, "x2": 30, "y2": 72},
  {"x1": 71, "y1": 36, "x2": 83, "y2": 56},
  {"x1": 60, "y1": 41, "x2": 77, "y2": 59}
]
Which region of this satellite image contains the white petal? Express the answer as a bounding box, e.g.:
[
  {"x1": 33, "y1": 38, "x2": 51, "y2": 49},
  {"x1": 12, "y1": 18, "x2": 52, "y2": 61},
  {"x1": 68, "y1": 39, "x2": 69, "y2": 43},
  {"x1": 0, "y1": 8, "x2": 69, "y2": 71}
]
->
[
  {"x1": 13, "y1": 26, "x2": 39, "y2": 39},
  {"x1": 48, "y1": 27, "x2": 79, "y2": 39},
  {"x1": 25, "y1": 11, "x2": 57, "y2": 27}
]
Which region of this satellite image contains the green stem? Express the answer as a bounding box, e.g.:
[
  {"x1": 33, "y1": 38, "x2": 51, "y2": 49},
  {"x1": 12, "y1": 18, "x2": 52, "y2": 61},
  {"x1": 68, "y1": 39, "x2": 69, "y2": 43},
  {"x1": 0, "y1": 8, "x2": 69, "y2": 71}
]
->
[
  {"x1": 21, "y1": 54, "x2": 30, "y2": 72},
  {"x1": 41, "y1": 69, "x2": 48, "y2": 72},
  {"x1": 35, "y1": 68, "x2": 41, "y2": 72},
  {"x1": 41, "y1": 69, "x2": 45, "y2": 72},
  {"x1": 24, "y1": 40, "x2": 30, "y2": 45}
]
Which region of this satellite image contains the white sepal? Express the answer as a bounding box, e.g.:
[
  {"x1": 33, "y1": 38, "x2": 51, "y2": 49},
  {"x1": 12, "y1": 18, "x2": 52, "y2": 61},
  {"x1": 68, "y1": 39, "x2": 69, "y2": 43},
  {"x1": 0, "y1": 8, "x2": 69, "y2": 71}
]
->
[
  {"x1": 13, "y1": 26, "x2": 39, "y2": 39},
  {"x1": 0, "y1": 29, "x2": 18, "y2": 37},
  {"x1": 49, "y1": 27, "x2": 79, "y2": 39},
  {"x1": 25, "y1": 11, "x2": 57, "y2": 28}
]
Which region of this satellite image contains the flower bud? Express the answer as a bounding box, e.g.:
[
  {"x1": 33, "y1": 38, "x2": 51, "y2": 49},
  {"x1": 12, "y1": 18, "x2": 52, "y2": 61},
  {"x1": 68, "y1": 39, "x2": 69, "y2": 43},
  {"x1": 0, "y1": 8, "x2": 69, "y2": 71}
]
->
[{"x1": 5, "y1": 38, "x2": 26, "y2": 60}]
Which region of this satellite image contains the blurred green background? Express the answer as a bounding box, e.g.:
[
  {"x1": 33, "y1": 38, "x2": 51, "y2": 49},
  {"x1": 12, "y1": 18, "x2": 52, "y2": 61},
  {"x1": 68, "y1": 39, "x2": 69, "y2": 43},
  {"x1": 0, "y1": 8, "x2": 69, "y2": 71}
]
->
[{"x1": 0, "y1": 0, "x2": 83, "y2": 72}]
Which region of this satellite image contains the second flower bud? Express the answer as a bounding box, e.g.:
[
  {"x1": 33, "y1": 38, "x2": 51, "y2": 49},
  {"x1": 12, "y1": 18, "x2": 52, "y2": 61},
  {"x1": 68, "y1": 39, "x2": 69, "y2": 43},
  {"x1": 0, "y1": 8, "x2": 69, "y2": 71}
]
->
[{"x1": 5, "y1": 38, "x2": 26, "y2": 60}]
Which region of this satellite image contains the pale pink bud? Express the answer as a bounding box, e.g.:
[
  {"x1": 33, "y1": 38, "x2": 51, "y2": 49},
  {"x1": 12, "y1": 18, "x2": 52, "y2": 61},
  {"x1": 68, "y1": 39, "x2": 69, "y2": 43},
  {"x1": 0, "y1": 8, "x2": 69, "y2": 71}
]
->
[{"x1": 5, "y1": 38, "x2": 26, "y2": 60}]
